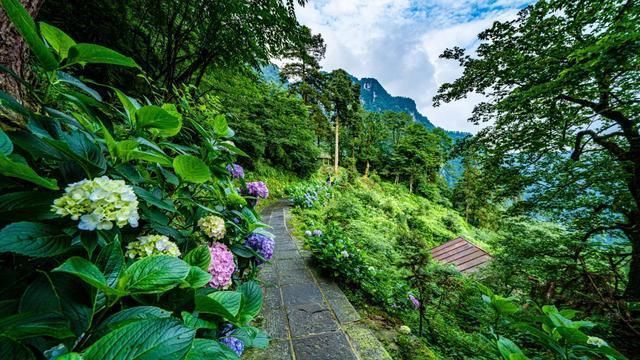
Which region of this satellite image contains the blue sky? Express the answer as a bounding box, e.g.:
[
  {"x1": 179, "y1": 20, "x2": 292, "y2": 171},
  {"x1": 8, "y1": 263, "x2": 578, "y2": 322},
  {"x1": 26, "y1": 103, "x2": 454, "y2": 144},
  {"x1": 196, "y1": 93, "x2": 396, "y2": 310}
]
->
[{"x1": 295, "y1": 0, "x2": 533, "y2": 133}]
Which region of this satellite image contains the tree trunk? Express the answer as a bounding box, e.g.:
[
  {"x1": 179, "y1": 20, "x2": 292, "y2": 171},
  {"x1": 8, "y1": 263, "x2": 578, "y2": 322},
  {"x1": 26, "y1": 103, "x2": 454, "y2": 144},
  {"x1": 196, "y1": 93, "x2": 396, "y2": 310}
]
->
[
  {"x1": 333, "y1": 116, "x2": 339, "y2": 174},
  {"x1": 364, "y1": 160, "x2": 370, "y2": 177},
  {"x1": 624, "y1": 228, "x2": 640, "y2": 299},
  {"x1": 0, "y1": 0, "x2": 42, "y2": 110},
  {"x1": 409, "y1": 174, "x2": 414, "y2": 193},
  {"x1": 624, "y1": 161, "x2": 640, "y2": 299}
]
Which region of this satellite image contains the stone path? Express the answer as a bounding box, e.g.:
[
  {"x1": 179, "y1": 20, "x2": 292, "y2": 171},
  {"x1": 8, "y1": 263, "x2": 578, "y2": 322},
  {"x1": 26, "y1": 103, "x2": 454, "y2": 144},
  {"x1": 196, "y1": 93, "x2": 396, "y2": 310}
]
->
[{"x1": 246, "y1": 201, "x2": 391, "y2": 360}]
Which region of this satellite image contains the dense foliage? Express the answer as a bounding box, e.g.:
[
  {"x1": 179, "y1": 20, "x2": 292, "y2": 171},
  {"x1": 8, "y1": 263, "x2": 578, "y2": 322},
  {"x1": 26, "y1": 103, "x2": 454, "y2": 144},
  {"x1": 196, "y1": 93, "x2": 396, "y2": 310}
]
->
[
  {"x1": 0, "y1": 2, "x2": 276, "y2": 358},
  {"x1": 289, "y1": 172, "x2": 628, "y2": 359},
  {"x1": 435, "y1": 0, "x2": 640, "y2": 301}
]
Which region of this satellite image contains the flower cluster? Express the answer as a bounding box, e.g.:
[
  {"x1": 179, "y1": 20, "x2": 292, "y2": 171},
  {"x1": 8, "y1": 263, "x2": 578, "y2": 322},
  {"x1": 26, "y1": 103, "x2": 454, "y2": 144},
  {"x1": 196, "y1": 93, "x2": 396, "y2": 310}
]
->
[
  {"x1": 409, "y1": 294, "x2": 421, "y2": 309},
  {"x1": 198, "y1": 215, "x2": 226, "y2": 240},
  {"x1": 244, "y1": 233, "x2": 274, "y2": 264},
  {"x1": 246, "y1": 181, "x2": 269, "y2": 199},
  {"x1": 304, "y1": 229, "x2": 323, "y2": 237},
  {"x1": 302, "y1": 190, "x2": 319, "y2": 208},
  {"x1": 220, "y1": 337, "x2": 244, "y2": 357},
  {"x1": 226, "y1": 163, "x2": 245, "y2": 179},
  {"x1": 208, "y1": 242, "x2": 235, "y2": 289},
  {"x1": 125, "y1": 235, "x2": 180, "y2": 259},
  {"x1": 399, "y1": 325, "x2": 411, "y2": 335},
  {"x1": 52, "y1": 176, "x2": 139, "y2": 231}
]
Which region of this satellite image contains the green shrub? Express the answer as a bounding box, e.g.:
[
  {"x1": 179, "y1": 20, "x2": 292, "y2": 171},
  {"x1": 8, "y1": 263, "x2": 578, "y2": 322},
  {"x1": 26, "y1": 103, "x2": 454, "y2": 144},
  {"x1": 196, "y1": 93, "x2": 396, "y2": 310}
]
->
[{"x1": 0, "y1": 4, "x2": 272, "y2": 358}]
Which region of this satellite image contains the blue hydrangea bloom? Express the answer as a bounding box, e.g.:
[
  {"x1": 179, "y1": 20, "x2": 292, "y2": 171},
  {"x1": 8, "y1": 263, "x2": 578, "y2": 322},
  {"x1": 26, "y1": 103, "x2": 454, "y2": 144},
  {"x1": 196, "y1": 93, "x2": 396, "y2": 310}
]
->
[
  {"x1": 245, "y1": 233, "x2": 274, "y2": 263},
  {"x1": 220, "y1": 336, "x2": 244, "y2": 357},
  {"x1": 226, "y1": 164, "x2": 245, "y2": 179}
]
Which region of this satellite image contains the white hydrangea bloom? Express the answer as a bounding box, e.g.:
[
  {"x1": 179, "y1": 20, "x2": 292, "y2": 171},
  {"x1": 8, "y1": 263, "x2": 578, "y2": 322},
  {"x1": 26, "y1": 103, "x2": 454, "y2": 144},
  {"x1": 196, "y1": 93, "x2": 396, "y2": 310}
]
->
[
  {"x1": 52, "y1": 176, "x2": 139, "y2": 231},
  {"x1": 126, "y1": 235, "x2": 180, "y2": 259},
  {"x1": 198, "y1": 215, "x2": 226, "y2": 240}
]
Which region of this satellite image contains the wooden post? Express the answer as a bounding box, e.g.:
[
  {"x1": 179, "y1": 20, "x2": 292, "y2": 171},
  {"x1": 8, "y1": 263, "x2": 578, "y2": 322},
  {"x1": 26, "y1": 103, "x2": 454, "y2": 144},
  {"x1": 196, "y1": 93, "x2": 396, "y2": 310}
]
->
[{"x1": 333, "y1": 116, "x2": 339, "y2": 174}]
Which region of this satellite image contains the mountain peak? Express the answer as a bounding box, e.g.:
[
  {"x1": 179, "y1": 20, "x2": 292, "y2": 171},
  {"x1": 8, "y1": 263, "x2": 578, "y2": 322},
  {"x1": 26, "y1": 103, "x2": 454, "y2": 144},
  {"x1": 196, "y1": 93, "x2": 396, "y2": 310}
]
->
[{"x1": 356, "y1": 76, "x2": 435, "y2": 129}]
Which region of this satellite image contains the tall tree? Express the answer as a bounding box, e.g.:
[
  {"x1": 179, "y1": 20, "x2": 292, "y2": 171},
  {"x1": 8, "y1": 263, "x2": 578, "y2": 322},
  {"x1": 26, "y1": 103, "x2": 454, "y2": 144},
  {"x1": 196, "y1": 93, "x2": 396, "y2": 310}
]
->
[
  {"x1": 325, "y1": 69, "x2": 360, "y2": 174},
  {"x1": 393, "y1": 124, "x2": 446, "y2": 192},
  {"x1": 41, "y1": 0, "x2": 309, "y2": 95},
  {"x1": 279, "y1": 26, "x2": 330, "y2": 145},
  {"x1": 434, "y1": 0, "x2": 640, "y2": 298},
  {"x1": 355, "y1": 111, "x2": 390, "y2": 177},
  {"x1": 0, "y1": 0, "x2": 42, "y2": 118}
]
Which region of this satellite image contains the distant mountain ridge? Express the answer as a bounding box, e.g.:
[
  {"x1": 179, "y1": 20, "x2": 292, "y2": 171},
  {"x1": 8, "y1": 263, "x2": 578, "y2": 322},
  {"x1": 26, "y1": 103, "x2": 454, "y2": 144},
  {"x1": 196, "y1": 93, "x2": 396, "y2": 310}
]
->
[
  {"x1": 260, "y1": 65, "x2": 469, "y2": 140},
  {"x1": 354, "y1": 76, "x2": 469, "y2": 140}
]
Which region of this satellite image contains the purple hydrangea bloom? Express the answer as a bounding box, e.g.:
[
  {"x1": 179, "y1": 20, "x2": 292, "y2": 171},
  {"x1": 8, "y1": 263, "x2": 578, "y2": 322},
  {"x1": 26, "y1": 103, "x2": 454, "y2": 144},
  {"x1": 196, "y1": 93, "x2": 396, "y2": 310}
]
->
[
  {"x1": 246, "y1": 181, "x2": 269, "y2": 199},
  {"x1": 245, "y1": 233, "x2": 274, "y2": 263},
  {"x1": 312, "y1": 229, "x2": 323, "y2": 237},
  {"x1": 409, "y1": 294, "x2": 420, "y2": 309},
  {"x1": 226, "y1": 163, "x2": 245, "y2": 179},
  {"x1": 232, "y1": 217, "x2": 241, "y2": 224},
  {"x1": 220, "y1": 337, "x2": 244, "y2": 357}
]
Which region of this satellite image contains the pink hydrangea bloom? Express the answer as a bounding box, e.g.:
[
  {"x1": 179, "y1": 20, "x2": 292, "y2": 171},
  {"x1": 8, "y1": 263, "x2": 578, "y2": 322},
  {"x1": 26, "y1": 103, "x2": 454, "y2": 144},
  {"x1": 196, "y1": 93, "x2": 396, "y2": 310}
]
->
[{"x1": 208, "y1": 242, "x2": 235, "y2": 289}]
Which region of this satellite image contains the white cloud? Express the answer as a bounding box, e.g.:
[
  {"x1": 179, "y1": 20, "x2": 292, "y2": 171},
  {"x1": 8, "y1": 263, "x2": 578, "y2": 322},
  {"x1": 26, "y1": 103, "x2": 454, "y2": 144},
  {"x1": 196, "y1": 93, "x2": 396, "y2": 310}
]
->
[{"x1": 295, "y1": 0, "x2": 530, "y2": 133}]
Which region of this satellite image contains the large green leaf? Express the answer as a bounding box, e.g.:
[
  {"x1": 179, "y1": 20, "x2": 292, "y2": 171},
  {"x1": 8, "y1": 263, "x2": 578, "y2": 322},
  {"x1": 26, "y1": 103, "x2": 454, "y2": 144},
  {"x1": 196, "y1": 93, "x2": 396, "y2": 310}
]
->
[
  {"x1": 99, "y1": 306, "x2": 172, "y2": 332},
  {"x1": 39, "y1": 22, "x2": 75, "y2": 59},
  {"x1": 0, "y1": 0, "x2": 58, "y2": 70},
  {"x1": 135, "y1": 106, "x2": 181, "y2": 136},
  {"x1": 232, "y1": 326, "x2": 269, "y2": 349},
  {"x1": 497, "y1": 336, "x2": 528, "y2": 360},
  {"x1": 173, "y1": 155, "x2": 211, "y2": 184},
  {"x1": 19, "y1": 274, "x2": 92, "y2": 337},
  {"x1": 0, "y1": 336, "x2": 35, "y2": 360},
  {"x1": 53, "y1": 257, "x2": 124, "y2": 296},
  {"x1": 183, "y1": 266, "x2": 212, "y2": 288},
  {"x1": 0, "y1": 128, "x2": 12, "y2": 156},
  {"x1": 237, "y1": 281, "x2": 263, "y2": 324},
  {"x1": 96, "y1": 241, "x2": 125, "y2": 288},
  {"x1": 0, "y1": 312, "x2": 73, "y2": 340},
  {"x1": 0, "y1": 154, "x2": 58, "y2": 189},
  {"x1": 184, "y1": 246, "x2": 211, "y2": 271},
  {"x1": 195, "y1": 291, "x2": 242, "y2": 321},
  {"x1": 0, "y1": 191, "x2": 58, "y2": 221},
  {"x1": 122, "y1": 256, "x2": 190, "y2": 294},
  {"x1": 66, "y1": 43, "x2": 138, "y2": 68},
  {"x1": 133, "y1": 186, "x2": 176, "y2": 212},
  {"x1": 0, "y1": 222, "x2": 70, "y2": 257},
  {"x1": 185, "y1": 339, "x2": 239, "y2": 360},
  {"x1": 83, "y1": 318, "x2": 195, "y2": 360}
]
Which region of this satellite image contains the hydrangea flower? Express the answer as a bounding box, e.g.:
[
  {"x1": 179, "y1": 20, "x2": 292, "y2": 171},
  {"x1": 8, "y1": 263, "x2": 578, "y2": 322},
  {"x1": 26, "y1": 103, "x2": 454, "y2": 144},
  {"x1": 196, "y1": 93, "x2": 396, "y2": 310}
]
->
[
  {"x1": 125, "y1": 235, "x2": 180, "y2": 259},
  {"x1": 340, "y1": 250, "x2": 349, "y2": 258},
  {"x1": 220, "y1": 337, "x2": 244, "y2": 357},
  {"x1": 244, "y1": 233, "x2": 274, "y2": 263},
  {"x1": 399, "y1": 325, "x2": 411, "y2": 335},
  {"x1": 52, "y1": 176, "x2": 139, "y2": 231},
  {"x1": 312, "y1": 229, "x2": 323, "y2": 237},
  {"x1": 304, "y1": 230, "x2": 312, "y2": 237},
  {"x1": 198, "y1": 215, "x2": 226, "y2": 240},
  {"x1": 246, "y1": 181, "x2": 269, "y2": 199},
  {"x1": 409, "y1": 294, "x2": 420, "y2": 309},
  {"x1": 208, "y1": 242, "x2": 235, "y2": 289},
  {"x1": 226, "y1": 163, "x2": 245, "y2": 179}
]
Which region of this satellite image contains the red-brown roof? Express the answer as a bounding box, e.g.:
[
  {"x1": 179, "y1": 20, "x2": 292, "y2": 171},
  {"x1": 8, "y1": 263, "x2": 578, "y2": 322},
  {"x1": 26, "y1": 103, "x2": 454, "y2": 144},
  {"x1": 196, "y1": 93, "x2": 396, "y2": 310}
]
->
[{"x1": 430, "y1": 237, "x2": 491, "y2": 274}]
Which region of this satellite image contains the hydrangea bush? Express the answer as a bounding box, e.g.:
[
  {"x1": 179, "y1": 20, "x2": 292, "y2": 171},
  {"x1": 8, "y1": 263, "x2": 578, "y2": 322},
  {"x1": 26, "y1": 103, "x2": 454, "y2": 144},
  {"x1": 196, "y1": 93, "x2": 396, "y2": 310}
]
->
[
  {"x1": 0, "y1": 3, "x2": 273, "y2": 359},
  {"x1": 287, "y1": 181, "x2": 330, "y2": 209}
]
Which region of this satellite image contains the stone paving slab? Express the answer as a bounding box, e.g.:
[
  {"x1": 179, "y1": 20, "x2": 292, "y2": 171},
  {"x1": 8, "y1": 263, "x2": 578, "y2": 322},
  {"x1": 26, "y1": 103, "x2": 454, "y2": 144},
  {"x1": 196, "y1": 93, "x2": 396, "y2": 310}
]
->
[
  {"x1": 292, "y1": 332, "x2": 358, "y2": 360},
  {"x1": 257, "y1": 202, "x2": 390, "y2": 360},
  {"x1": 286, "y1": 302, "x2": 339, "y2": 337}
]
